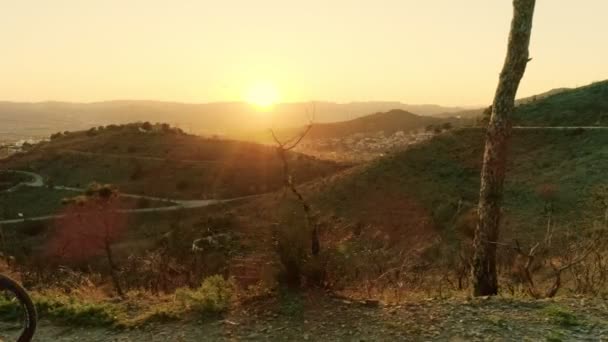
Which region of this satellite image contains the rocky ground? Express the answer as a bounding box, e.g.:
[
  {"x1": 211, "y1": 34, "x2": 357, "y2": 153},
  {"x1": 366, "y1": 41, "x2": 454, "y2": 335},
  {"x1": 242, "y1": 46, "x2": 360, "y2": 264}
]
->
[{"x1": 2, "y1": 295, "x2": 607, "y2": 341}]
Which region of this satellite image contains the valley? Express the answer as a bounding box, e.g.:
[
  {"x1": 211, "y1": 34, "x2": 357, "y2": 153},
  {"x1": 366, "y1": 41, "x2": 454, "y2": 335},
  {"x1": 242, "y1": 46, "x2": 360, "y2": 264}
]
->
[
  {"x1": 1, "y1": 81, "x2": 608, "y2": 341},
  {"x1": 4, "y1": 2, "x2": 608, "y2": 340}
]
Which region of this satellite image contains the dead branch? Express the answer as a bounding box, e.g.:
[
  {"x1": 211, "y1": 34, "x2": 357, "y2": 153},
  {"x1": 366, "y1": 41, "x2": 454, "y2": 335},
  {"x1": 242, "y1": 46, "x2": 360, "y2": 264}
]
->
[
  {"x1": 270, "y1": 104, "x2": 320, "y2": 256},
  {"x1": 486, "y1": 222, "x2": 601, "y2": 298}
]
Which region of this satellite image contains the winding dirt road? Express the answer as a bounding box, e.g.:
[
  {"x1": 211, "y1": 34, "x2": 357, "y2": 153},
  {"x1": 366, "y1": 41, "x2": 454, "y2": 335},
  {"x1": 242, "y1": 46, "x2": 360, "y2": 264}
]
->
[{"x1": 0, "y1": 170, "x2": 252, "y2": 224}]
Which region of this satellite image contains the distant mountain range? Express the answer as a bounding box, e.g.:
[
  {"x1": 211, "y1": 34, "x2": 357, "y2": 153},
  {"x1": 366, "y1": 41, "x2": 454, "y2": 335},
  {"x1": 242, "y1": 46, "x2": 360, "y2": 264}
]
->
[
  {"x1": 0, "y1": 101, "x2": 466, "y2": 142},
  {"x1": 2, "y1": 81, "x2": 604, "y2": 143}
]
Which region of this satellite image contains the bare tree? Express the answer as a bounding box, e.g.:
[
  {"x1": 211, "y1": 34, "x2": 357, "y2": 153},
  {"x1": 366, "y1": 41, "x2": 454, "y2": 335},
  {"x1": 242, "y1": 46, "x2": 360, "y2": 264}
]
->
[
  {"x1": 501, "y1": 225, "x2": 599, "y2": 298},
  {"x1": 471, "y1": 0, "x2": 537, "y2": 296},
  {"x1": 270, "y1": 107, "x2": 320, "y2": 256}
]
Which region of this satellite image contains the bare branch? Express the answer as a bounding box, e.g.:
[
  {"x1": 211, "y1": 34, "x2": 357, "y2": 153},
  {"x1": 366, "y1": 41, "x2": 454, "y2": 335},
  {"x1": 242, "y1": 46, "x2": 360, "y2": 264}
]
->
[
  {"x1": 269, "y1": 129, "x2": 285, "y2": 148},
  {"x1": 269, "y1": 103, "x2": 315, "y2": 151},
  {"x1": 284, "y1": 123, "x2": 313, "y2": 151},
  {"x1": 270, "y1": 105, "x2": 320, "y2": 257}
]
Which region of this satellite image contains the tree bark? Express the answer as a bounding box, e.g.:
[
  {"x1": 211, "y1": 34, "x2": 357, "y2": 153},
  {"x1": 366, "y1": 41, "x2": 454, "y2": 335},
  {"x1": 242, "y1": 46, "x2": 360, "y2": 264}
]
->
[
  {"x1": 471, "y1": 0, "x2": 536, "y2": 296},
  {"x1": 104, "y1": 239, "x2": 124, "y2": 298},
  {"x1": 276, "y1": 147, "x2": 320, "y2": 256}
]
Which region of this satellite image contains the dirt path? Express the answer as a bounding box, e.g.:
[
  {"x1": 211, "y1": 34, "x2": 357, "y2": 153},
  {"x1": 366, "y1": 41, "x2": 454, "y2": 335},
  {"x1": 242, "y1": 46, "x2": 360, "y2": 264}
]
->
[
  {"x1": 2, "y1": 296, "x2": 607, "y2": 341},
  {"x1": 512, "y1": 126, "x2": 608, "y2": 130},
  {"x1": 0, "y1": 170, "x2": 258, "y2": 224},
  {"x1": 0, "y1": 170, "x2": 44, "y2": 192}
]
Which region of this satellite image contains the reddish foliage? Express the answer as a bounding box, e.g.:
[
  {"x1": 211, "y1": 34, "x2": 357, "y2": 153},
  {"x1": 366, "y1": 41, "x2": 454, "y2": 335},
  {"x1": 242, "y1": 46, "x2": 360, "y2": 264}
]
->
[
  {"x1": 46, "y1": 197, "x2": 128, "y2": 263},
  {"x1": 536, "y1": 183, "x2": 558, "y2": 202}
]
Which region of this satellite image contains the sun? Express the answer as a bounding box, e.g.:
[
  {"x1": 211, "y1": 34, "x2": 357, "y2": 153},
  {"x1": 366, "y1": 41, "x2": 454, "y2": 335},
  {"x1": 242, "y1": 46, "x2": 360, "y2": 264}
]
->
[{"x1": 245, "y1": 81, "x2": 280, "y2": 109}]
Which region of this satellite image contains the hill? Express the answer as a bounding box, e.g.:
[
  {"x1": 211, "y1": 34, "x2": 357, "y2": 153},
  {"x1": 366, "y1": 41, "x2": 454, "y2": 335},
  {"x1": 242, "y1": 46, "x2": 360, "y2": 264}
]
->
[
  {"x1": 0, "y1": 120, "x2": 606, "y2": 339},
  {"x1": 200, "y1": 123, "x2": 608, "y2": 297},
  {"x1": 515, "y1": 87, "x2": 571, "y2": 105},
  {"x1": 512, "y1": 80, "x2": 608, "y2": 126},
  {"x1": 0, "y1": 123, "x2": 346, "y2": 201},
  {"x1": 239, "y1": 109, "x2": 471, "y2": 162},
  {"x1": 308, "y1": 127, "x2": 607, "y2": 256},
  {"x1": 278, "y1": 109, "x2": 466, "y2": 141},
  {"x1": 0, "y1": 101, "x2": 465, "y2": 143},
  {"x1": 440, "y1": 81, "x2": 608, "y2": 125}
]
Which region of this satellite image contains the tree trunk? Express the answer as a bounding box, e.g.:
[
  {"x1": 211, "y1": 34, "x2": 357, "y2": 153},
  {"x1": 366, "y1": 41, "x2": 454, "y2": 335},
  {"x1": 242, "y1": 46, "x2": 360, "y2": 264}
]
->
[
  {"x1": 104, "y1": 240, "x2": 124, "y2": 298},
  {"x1": 277, "y1": 148, "x2": 320, "y2": 256},
  {"x1": 471, "y1": 0, "x2": 536, "y2": 296}
]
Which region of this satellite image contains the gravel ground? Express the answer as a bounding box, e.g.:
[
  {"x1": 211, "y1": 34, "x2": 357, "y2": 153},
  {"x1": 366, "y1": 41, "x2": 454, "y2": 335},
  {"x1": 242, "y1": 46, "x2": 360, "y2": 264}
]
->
[{"x1": 1, "y1": 296, "x2": 607, "y2": 341}]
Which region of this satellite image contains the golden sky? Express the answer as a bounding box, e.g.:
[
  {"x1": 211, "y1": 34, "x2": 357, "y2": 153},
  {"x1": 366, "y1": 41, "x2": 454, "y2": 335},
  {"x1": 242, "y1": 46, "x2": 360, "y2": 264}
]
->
[{"x1": 1, "y1": 0, "x2": 607, "y2": 106}]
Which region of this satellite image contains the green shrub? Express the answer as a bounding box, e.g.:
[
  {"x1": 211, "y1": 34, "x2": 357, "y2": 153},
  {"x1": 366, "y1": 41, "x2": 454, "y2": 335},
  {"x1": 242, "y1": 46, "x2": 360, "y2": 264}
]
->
[
  {"x1": 175, "y1": 275, "x2": 234, "y2": 315},
  {"x1": 34, "y1": 294, "x2": 120, "y2": 326},
  {"x1": 276, "y1": 225, "x2": 307, "y2": 288},
  {"x1": 0, "y1": 296, "x2": 23, "y2": 321},
  {"x1": 544, "y1": 305, "x2": 582, "y2": 328},
  {"x1": 302, "y1": 254, "x2": 327, "y2": 287},
  {"x1": 0, "y1": 293, "x2": 120, "y2": 327}
]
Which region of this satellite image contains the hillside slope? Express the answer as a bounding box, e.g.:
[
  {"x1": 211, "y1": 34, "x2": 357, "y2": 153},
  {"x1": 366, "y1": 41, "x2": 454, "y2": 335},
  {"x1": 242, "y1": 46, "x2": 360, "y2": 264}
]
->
[
  {"x1": 245, "y1": 109, "x2": 467, "y2": 144},
  {"x1": 298, "y1": 110, "x2": 463, "y2": 140},
  {"x1": 513, "y1": 80, "x2": 608, "y2": 126},
  {"x1": 0, "y1": 123, "x2": 346, "y2": 200},
  {"x1": 436, "y1": 82, "x2": 602, "y2": 122},
  {"x1": 311, "y1": 128, "x2": 607, "y2": 250}
]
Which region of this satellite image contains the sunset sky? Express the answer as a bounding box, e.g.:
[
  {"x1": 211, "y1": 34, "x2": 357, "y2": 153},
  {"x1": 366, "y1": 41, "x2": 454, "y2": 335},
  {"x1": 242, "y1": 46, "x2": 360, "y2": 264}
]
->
[{"x1": 1, "y1": 1, "x2": 607, "y2": 106}]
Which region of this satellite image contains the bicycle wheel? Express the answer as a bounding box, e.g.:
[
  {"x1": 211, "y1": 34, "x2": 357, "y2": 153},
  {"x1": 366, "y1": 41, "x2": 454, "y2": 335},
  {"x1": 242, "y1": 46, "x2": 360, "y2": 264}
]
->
[{"x1": 0, "y1": 274, "x2": 37, "y2": 342}]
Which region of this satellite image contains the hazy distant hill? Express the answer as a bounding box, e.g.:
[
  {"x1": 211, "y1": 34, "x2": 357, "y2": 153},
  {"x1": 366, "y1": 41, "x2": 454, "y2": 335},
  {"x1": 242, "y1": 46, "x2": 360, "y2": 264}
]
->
[
  {"x1": 0, "y1": 101, "x2": 465, "y2": 142},
  {"x1": 275, "y1": 109, "x2": 466, "y2": 141}
]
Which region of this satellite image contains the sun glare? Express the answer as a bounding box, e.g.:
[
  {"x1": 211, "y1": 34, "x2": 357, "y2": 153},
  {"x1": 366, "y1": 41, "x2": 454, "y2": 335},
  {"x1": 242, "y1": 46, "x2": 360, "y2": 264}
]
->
[{"x1": 245, "y1": 82, "x2": 280, "y2": 109}]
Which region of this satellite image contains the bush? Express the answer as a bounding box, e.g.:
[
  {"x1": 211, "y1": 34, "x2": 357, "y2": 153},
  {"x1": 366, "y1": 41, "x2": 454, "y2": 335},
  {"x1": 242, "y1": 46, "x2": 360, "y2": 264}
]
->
[
  {"x1": 0, "y1": 292, "x2": 120, "y2": 327},
  {"x1": 544, "y1": 305, "x2": 582, "y2": 328},
  {"x1": 302, "y1": 254, "x2": 327, "y2": 287},
  {"x1": 176, "y1": 180, "x2": 190, "y2": 191},
  {"x1": 50, "y1": 132, "x2": 64, "y2": 140},
  {"x1": 20, "y1": 221, "x2": 47, "y2": 237},
  {"x1": 175, "y1": 275, "x2": 234, "y2": 315},
  {"x1": 275, "y1": 225, "x2": 307, "y2": 288},
  {"x1": 35, "y1": 294, "x2": 120, "y2": 326},
  {"x1": 86, "y1": 128, "x2": 98, "y2": 137}
]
